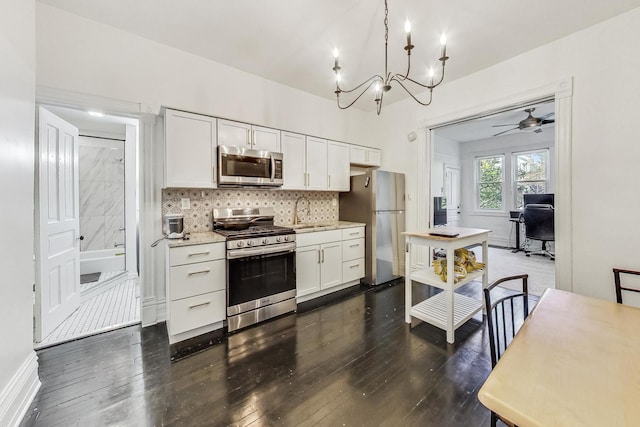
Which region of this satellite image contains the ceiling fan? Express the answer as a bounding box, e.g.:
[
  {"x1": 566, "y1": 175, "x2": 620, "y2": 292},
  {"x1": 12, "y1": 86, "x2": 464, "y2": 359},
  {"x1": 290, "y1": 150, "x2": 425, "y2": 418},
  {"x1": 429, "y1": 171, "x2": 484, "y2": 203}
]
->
[{"x1": 492, "y1": 108, "x2": 555, "y2": 137}]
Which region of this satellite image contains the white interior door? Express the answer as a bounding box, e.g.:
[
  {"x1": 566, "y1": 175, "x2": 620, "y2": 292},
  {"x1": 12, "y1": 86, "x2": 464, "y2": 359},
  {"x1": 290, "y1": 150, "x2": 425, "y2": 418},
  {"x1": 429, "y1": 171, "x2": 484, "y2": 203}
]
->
[
  {"x1": 444, "y1": 166, "x2": 461, "y2": 226},
  {"x1": 35, "y1": 107, "x2": 81, "y2": 342}
]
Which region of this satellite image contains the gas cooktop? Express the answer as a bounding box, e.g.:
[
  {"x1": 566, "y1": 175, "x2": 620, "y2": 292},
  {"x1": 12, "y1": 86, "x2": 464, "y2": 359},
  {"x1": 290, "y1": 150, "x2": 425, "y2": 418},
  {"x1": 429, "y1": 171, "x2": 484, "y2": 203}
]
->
[{"x1": 213, "y1": 225, "x2": 293, "y2": 240}]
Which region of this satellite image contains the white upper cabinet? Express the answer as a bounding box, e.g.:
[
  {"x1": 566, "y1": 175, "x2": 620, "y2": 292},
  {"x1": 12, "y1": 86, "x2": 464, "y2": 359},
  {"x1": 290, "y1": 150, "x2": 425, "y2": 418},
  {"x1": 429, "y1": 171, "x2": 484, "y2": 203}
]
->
[
  {"x1": 350, "y1": 145, "x2": 381, "y2": 167},
  {"x1": 165, "y1": 109, "x2": 217, "y2": 188},
  {"x1": 327, "y1": 141, "x2": 350, "y2": 191},
  {"x1": 282, "y1": 133, "x2": 328, "y2": 191},
  {"x1": 305, "y1": 136, "x2": 328, "y2": 191},
  {"x1": 217, "y1": 119, "x2": 281, "y2": 152},
  {"x1": 281, "y1": 131, "x2": 306, "y2": 189}
]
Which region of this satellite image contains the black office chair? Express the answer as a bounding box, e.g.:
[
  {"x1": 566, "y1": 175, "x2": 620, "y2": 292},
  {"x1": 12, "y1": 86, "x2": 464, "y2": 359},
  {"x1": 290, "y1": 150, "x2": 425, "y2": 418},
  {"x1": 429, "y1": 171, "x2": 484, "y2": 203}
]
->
[
  {"x1": 484, "y1": 274, "x2": 530, "y2": 427},
  {"x1": 613, "y1": 268, "x2": 640, "y2": 304},
  {"x1": 523, "y1": 204, "x2": 554, "y2": 260}
]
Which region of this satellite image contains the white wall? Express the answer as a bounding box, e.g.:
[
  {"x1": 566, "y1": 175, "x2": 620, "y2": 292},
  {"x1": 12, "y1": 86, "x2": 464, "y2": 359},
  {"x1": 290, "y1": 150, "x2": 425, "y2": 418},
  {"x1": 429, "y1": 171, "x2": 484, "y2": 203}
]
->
[
  {"x1": 433, "y1": 135, "x2": 461, "y2": 197},
  {"x1": 374, "y1": 7, "x2": 640, "y2": 301},
  {"x1": 0, "y1": 0, "x2": 39, "y2": 424},
  {"x1": 35, "y1": 3, "x2": 374, "y2": 145},
  {"x1": 457, "y1": 131, "x2": 554, "y2": 247}
]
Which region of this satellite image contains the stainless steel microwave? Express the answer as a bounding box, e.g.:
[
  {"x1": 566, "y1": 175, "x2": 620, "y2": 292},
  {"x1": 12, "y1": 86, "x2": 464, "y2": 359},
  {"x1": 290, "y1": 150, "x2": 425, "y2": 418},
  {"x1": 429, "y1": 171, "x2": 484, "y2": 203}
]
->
[{"x1": 218, "y1": 145, "x2": 284, "y2": 187}]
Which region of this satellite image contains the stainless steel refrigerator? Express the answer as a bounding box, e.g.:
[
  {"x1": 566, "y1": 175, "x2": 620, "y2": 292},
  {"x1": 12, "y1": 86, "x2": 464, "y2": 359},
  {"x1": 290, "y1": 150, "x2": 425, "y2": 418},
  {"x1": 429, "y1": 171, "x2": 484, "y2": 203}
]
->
[{"x1": 339, "y1": 170, "x2": 405, "y2": 286}]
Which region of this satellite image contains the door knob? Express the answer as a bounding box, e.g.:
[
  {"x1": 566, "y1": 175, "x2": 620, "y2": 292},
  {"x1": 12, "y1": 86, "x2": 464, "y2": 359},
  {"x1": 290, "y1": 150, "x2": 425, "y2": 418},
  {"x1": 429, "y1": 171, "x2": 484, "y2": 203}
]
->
[{"x1": 77, "y1": 235, "x2": 84, "y2": 241}]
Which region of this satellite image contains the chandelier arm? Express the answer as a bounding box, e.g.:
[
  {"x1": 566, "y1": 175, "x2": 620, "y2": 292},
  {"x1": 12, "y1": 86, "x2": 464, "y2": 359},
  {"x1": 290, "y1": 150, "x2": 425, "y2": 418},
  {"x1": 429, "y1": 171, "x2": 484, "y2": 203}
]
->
[
  {"x1": 395, "y1": 52, "x2": 412, "y2": 81},
  {"x1": 392, "y1": 79, "x2": 435, "y2": 106},
  {"x1": 391, "y1": 61, "x2": 447, "y2": 89},
  {"x1": 336, "y1": 79, "x2": 381, "y2": 110},
  {"x1": 337, "y1": 75, "x2": 384, "y2": 94}
]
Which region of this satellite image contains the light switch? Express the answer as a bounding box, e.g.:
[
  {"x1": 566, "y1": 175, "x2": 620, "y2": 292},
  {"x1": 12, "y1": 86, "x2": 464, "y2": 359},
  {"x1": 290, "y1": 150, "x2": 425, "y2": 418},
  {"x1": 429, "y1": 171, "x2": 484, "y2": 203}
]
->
[{"x1": 181, "y1": 198, "x2": 191, "y2": 209}]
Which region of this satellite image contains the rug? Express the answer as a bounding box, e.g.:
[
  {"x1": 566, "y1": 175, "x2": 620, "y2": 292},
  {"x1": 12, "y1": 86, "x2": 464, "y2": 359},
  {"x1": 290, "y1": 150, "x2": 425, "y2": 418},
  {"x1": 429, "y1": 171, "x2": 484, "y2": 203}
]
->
[{"x1": 80, "y1": 272, "x2": 101, "y2": 284}]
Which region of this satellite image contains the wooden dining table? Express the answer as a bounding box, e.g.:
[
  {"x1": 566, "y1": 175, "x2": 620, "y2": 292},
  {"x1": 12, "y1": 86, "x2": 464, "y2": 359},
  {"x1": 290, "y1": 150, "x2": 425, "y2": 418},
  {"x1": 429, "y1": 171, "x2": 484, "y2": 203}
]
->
[{"x1": 478, "y1": 288, "x2": 640, "y2": 426}]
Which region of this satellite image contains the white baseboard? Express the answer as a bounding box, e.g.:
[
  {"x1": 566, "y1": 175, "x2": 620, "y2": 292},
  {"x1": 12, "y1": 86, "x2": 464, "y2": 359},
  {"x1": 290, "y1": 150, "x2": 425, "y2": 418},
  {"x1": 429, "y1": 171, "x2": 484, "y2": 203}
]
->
[
  {"x1": 0, "y1": 352, "x2": 40, "y2": 427},
  {"x1": 141, "y1": 297, "x2": 166, "y2": 327}
]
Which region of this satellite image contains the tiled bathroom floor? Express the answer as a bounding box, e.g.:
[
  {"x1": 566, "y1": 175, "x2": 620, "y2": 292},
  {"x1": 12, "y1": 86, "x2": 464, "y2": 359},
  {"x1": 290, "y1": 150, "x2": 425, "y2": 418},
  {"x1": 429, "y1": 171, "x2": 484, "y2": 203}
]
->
[{"x1": 37, "y1": 276, "x2": 140, "y2": 348}]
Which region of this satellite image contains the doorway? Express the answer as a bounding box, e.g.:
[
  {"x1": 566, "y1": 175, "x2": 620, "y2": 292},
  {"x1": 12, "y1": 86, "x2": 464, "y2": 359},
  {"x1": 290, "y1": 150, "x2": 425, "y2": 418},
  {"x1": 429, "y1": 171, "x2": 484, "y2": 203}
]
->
[
  {"x1": 34, "y1": 105, "x2": 140, "y2": 348},
  {"x1": 431, "y1": 100, "x2": 557, "y2": 296}
]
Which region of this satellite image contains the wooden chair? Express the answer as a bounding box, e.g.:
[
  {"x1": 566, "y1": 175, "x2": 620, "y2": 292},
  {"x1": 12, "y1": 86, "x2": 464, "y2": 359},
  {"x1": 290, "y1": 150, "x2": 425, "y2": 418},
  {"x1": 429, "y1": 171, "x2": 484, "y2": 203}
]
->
[
  {"x1": 483, "y1": 274, "x2": 530, "y2": 427},
  {"x1": 613, "y1": 268, "x2": 640, "y2": 304}
]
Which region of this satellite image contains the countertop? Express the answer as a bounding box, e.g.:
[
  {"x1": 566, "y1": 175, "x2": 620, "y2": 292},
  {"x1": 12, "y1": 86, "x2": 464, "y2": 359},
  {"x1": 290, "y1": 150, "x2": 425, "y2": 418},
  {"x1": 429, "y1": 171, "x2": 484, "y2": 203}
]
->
[
  {"x1": 289, "y1": 221, "x2": 365, "y2": 234},
  {"x1": 166, "y1": 221, "x2": 365, "y2": 247},
  {"x1": 166, "y1": 231, "x2": 226, "y2": 247}
]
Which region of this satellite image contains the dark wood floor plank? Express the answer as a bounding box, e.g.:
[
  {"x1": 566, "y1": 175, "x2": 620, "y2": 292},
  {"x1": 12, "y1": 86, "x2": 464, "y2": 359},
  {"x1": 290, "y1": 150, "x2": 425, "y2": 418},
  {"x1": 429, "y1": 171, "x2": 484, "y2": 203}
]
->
[{"x1": 21, "y1": 280, "x2": 534, "y2": 426}]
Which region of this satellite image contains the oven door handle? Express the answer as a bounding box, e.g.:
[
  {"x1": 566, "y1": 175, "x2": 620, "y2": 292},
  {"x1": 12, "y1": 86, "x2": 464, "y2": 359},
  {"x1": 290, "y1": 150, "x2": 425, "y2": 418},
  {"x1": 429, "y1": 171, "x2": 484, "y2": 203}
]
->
[{"x1": 227, "y1": 242, "x2": 296, "y2": 259}]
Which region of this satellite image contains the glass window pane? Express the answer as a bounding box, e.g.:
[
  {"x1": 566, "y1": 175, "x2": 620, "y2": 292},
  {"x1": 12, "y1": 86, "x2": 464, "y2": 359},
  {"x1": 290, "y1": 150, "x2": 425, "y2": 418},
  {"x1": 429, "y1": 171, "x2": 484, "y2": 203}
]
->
[
  {"x1": 479, "y1": 157, "x2": 503, "y2": 183},
  {"x1": 479, "y1": 183, "x2": 503, "y2": 209},
  {"x1": 516, "y1": 152, "x2": 546, "y2": 181}
]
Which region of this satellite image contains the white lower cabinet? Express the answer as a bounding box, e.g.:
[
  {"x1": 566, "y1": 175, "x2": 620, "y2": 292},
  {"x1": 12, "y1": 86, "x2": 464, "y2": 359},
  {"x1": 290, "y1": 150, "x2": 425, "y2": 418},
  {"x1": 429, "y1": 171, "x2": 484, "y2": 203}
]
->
[
  {"x1": 167, "y1": 242, "x2": 226, "y2": 343},
  {"x1": 296, "y1": 227, "x2": 365, "y2": 302}
]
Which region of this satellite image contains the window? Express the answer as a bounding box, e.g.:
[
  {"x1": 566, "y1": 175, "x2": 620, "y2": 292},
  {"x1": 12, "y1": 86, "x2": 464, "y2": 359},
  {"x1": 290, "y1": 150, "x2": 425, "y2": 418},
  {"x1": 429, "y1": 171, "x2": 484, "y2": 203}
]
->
[
  {"x1": 514, "y1": 150, "x2": 548, "y2": 208},
  {"x1": 476, "y1": 155, "x2": 504, "y2": 210}
]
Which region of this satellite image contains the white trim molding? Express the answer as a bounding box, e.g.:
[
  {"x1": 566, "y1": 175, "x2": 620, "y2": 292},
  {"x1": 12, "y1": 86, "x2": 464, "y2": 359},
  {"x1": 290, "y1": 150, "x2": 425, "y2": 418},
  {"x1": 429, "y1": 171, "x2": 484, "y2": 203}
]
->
[
  {"x1": 418, "y1": 77, "x2": 573, "y2": 292},
  {"x1": 0, "y1": 352, "x2": 40, "y2": 427}
]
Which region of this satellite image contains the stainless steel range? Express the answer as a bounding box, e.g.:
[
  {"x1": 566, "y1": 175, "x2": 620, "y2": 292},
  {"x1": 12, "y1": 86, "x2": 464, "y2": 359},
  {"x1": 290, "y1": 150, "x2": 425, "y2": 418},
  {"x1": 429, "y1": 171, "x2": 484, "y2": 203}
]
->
[{"x1": 213, "y1": 207, "x2": 296, "y2": 332}]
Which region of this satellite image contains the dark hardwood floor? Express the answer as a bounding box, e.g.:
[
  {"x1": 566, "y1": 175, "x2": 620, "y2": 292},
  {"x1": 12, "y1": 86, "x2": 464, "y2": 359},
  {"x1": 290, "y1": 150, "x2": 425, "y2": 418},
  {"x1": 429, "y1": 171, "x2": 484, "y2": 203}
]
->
[{"x1": 21, "y1": 281, "x2": 531, "y2": 426}]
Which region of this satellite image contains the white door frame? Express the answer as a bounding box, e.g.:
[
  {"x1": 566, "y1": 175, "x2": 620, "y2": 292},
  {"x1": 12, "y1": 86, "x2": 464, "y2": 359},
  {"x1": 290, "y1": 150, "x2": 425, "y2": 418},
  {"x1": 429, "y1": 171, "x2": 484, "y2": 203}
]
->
[
  {"x1": 35, "y1": 86, "x2": 163, "y2": 332},
  {"x1": 417, "y1": 77, "x2": 573, "y2": 292}
]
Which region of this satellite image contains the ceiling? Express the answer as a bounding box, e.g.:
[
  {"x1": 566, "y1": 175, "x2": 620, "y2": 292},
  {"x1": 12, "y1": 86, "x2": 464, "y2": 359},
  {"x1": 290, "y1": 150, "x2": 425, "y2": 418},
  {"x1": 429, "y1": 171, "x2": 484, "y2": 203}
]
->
[
  {"x1": 435, "y1": 100, "x2": 555, "y2": 143},
  {"x1": 38, "y1": 0, "x2": 640, "y2": 112}
]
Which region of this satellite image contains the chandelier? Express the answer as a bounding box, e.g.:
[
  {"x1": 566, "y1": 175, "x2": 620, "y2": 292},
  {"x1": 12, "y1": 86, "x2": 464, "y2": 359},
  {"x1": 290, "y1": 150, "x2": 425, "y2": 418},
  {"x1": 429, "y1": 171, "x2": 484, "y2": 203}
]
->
[{"x1": 332, "y1": 0, "x2": 449, "y2": 115}]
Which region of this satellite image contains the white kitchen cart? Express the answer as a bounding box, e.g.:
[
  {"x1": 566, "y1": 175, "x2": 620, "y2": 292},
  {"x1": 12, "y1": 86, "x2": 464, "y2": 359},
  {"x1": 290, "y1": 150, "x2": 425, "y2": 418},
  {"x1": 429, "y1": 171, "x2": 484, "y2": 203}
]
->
[{"x1": 404, "y1": 227, "x2": 490, "y2": 344}]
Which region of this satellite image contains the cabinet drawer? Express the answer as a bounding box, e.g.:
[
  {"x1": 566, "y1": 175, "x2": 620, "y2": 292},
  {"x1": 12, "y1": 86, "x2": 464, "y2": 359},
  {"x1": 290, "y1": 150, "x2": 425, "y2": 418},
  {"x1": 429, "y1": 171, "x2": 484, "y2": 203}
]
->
[
  {"x1": 169, "y1": 259, "x2": 225, "y2": 301},
  {"x1": 296, "y1": 229, "x2": 342, "y2": 247},
  {"x1": 342, "y1": 238, "x2": 364, "y2": 261},
  {"x1": 169, "y1": 242, "x2": 225, "y2": 266},
  {"x1": 343, "y1": 258, "x2": 365, "y2": 283},
  {"x1": 169, "y1": 290, "x2": 226, "y2": 336},
  {"x1": 342, "y1": 227, "x2": 364, "y2": 240}
]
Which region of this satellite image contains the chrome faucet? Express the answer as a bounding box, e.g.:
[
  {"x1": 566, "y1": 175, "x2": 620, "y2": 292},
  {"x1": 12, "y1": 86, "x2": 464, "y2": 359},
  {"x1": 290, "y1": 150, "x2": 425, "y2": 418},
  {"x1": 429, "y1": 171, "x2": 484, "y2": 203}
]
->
[{"x1": 293, "y1": 196, "x2": 310, "y2": 224}]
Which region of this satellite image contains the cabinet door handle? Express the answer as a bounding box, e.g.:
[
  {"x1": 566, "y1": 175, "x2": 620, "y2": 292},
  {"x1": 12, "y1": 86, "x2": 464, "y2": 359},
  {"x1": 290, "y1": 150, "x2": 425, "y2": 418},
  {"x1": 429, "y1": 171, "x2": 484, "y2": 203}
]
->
[
  {"x1": 247, "y1": 128, "x2": 251, "y2": 146},
  {"x1": 350, "y1": 264, "x2": 360, "y2": 269},
  {"x1": 328, "y1": 174, "x2": 331, "y2": 188},
  {"x1": 188, "y1": 269, "x2": 210, "y2": 276},
  {"x1": 321, "y1": 249, "x2": 325, "y2": 263},
  {"x1": 251, "y1": 129, "x2": 256, "y2": 147},
  {"x1": 188, "y1": 300, "x2": 211, "y2": 309},
  {"x1": 349, "y1": 244, "x2": 359, "y2": 248},
  {"x1": 317, "y1": 249, "x2": 321, "y2": 264},
  {"x1": 349, "y1": 232, "x2": 359, "y2": 236},
  {"x1": 188, "y1": 251, "x2": 210, "y2": 257}
]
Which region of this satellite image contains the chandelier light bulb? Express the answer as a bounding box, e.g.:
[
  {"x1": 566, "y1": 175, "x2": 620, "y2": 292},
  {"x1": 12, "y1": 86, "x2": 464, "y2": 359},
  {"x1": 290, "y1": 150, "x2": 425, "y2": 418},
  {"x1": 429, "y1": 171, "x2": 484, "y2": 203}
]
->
[
  {"x1": 440, "y1": 33, "x2": 447, "y2": 46},
  {"x1": 374, "y1": 82, "x2": 381, "y2": 93},
  {"x1": 333, "y1": 47, "x2": 339, "y2": 58},
  {"x1": 404, "y1": 19, "x2": 411, "y2": 33}
]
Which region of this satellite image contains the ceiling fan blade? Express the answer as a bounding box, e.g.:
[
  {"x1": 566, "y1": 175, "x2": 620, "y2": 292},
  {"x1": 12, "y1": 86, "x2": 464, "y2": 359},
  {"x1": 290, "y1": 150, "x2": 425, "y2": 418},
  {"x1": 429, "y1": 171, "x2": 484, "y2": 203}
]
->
[
  {"x1": 493, "y1": 127, "x2": 518, "y2": 137},
  {"x1": 539, "y1": 112, "x2": 554, "y2": 120},
  {"x1": 492, "y1": 123, "x2": 519, "y2": 127},
  {"x1": 541, "y1": 119, "x2": 555, "y2": 125}
]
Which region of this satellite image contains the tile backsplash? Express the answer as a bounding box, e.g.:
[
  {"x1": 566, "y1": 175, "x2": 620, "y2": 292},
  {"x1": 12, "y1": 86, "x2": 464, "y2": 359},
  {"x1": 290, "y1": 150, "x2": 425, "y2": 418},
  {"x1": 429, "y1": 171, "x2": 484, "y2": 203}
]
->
[{"x1": 162, "y1": 188, "x2": 340, "y2": 233}]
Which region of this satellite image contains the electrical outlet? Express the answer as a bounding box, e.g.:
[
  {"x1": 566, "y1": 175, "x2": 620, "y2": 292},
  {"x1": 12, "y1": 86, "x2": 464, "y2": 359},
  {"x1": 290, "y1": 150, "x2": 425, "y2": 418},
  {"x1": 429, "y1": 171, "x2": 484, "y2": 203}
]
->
[
  {"x1": 332, "y1": 198, "x2": 337, "y2": 207},
  {"x1": 181, "y1": 198, "x2": 191, "y2": 209}
]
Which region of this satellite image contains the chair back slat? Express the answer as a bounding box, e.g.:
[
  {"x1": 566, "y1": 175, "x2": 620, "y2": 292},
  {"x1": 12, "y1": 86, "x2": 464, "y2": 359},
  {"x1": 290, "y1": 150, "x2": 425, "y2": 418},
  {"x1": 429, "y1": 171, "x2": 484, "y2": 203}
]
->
[
  {"x1": 613, "y1": 268, "x2": 640, "y2": 304},
  {"x1": 484, "y1": 274, "x2": 530, "y2": 368}
]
